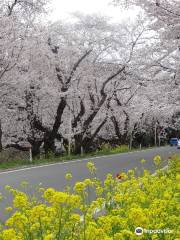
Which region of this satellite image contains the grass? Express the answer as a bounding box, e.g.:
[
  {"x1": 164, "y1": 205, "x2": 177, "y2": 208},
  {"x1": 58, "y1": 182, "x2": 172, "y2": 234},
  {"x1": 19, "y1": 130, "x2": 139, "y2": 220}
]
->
[{"x1": 0, "y1": 144, "x2": 162, "y2": 171}]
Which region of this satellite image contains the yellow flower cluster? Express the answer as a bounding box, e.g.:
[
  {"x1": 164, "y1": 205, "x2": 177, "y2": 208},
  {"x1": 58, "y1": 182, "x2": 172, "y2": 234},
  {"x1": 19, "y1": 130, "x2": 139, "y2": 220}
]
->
[{"x1": 0, "y1": 156, "x2": 179, "y2": 240}]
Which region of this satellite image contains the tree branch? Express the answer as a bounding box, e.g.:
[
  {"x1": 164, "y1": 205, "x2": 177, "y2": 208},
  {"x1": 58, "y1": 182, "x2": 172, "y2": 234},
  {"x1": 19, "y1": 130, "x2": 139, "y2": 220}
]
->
[{"x1": 66, "y1": 49, "x2": 93, "y2": 85}]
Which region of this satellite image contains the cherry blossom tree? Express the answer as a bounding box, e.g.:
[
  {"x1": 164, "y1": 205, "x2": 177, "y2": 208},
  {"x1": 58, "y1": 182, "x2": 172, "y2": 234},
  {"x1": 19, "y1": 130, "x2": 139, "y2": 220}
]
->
[
  {"x1": 0, "y1": 0, "x2": 49, "y2": 153},
  {"x1": 113, "y1": 0, "x2": 180, "y2": 89},
  {"x1": 31, "y1": 15, "x2": 147, "y2": 154},
  {"x1": 1, "y1": 1, "x2": 179, "y2": 158}
]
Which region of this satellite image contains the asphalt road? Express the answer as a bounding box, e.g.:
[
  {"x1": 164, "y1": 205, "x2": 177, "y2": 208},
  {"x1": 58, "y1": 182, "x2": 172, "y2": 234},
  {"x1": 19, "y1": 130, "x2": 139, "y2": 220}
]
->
[{"x1": 0, "y1": 146, "x2": 179, "y2": 222}]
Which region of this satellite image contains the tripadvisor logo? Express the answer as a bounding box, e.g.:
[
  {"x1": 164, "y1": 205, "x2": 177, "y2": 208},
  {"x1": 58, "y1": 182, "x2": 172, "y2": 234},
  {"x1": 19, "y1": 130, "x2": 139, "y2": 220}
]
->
[
  {"x1": 135, "y1": 227, "x2": 143, "y2": 235},
  {"x1": 135, "y1": 227, "x2": 173, "y2": 235}
]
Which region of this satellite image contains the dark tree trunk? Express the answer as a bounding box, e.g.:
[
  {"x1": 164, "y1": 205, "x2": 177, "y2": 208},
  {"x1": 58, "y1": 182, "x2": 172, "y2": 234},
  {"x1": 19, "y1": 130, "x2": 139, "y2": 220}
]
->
[
  {"x1": 27, "y1": 138, "x2": 43, "y2": 157},
  {"x1": 0, "y1": 120, "x2": 2, "y2": 152},
  {"x1": 74, "y1": 134, "x2": 83, "y2": 154},
  {"x1": 33, "y1": 96, "x2": 67, "y2": 155},
  {"x1": 82, "y1": 117, "x2": 107, "y2": 153},
  {"x1": 62, "y1": 138, "x2": 68, "y2": 153},
  {"x1": 80, "y1": 67, "x2": 126, "y2": 147},
  {"x1": 112, "y1": 93, "x2": 131, "y2": 145},
  {"x1": 51, "y1": 97, "x2": 67, "y2": 137},
  {"x1": 111, "y1": 115, "x2": 123, "y2": 144},
  {"x1": 43, "y1": 132, "x2": 56, "y2": 156},
  {"x1": 43, "y1": 97, "x2": 67, "y2": 154},
  {"x1": 121, "y1": 110, "x2": 130, "y2": 144}
]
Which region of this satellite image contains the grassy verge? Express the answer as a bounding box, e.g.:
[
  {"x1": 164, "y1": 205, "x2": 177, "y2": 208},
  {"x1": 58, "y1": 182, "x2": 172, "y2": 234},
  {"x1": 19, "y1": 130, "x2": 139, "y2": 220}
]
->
[{"x1": 0, "y1": 144, "x2": 164, "y2": 171}]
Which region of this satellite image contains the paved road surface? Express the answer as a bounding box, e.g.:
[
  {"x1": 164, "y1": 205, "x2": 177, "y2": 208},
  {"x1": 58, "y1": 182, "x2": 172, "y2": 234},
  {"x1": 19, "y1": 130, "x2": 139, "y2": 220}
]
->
[{"x1": 0, "y1": 146, "x2": 179, "y2": 222}]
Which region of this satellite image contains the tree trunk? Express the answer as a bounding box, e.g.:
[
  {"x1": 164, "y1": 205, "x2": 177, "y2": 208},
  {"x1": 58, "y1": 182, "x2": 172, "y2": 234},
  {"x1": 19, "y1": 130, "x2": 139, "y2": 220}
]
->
[
  {"x1": 82, "y1": 118, "x2": 107, "y2": 153},
  {"x1": 0, "y1": 120, "x2": 2, "y2": 152},
  {"x1": 111, "y1": 115, "x2": 123, "y2": 144},
  {"x1": 31, "y1": 142, "x2": 42, "y2": 157},
  {"x1": 28, "y1": 138, "x2": 42, "y2": 157},
  {"x1": 74, "y1": 134, "x2": 83, "y2": 154},
  {"x1": 43, "y1": 132, "x2": 56, "y2": 156}
]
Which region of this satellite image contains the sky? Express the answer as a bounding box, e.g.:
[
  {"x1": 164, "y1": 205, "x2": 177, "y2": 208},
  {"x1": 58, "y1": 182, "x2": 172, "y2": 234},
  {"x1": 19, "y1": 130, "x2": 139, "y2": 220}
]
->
[{"x1": 49, "y1": 0, "x2": 137, "y2": 23}]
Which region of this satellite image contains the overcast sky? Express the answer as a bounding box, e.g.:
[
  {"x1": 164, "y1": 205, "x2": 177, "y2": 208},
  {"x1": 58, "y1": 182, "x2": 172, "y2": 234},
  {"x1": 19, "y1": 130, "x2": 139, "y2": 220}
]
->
[{"x1": 49, "y1": 0, "x2": 137, "y2": 23}]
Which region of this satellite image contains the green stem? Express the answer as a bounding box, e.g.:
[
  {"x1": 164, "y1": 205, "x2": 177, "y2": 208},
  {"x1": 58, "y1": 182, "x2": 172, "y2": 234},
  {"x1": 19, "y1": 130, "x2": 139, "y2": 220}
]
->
[
  {"x1": 57, "y1": 205, "x2": 63, "y2": 240},
  {"x1": 82, "y1": 193, "x2": 86, "y2": 240},
  {"x1": 39, "y1": 217, "x2": 43, "y2": 240}
]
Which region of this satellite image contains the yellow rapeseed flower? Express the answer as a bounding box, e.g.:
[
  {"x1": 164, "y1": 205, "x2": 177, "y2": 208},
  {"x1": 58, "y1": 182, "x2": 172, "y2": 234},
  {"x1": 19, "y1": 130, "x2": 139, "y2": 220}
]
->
[
  {"x1": 5, "y1": 207, "x2": 13, "y2": 212},
  {"x1": 153, "y1": 155, "x2": 161, "y2": 166},
  {"x1": 51, "y1": 192, "x2": 69, "y2": 204},
  {"x1": 84, "y1": 178, "x2": 93, "y2": 186},
  {"x1": 0, "y1": 155, "x2": 178, "y2": 240},
  {"x1": 13, "y1": 192, "x2": 29, "y2": 209},
  {"x1": 73, "y1": 182, "x2": 86, "y2": 193},
  {"x1": 30, "y1": 204, "x2": 47, "y2": 221},
  {"x1": 87, "y1": 161, "x2": 97, "y2": 174},
  {"x1": 44, "y1": 188, "x2": 56, "y2": 202},
  {"x1": 141, "y1": 159, "x2": 146, "y2": 164},
  {"x1": 44, "y1": 234, "x2": 54, "y2": 240},
  {"x1": 65, "y1": 173, "x2": 72, "y2": 181},
  {"x1": 1, "y1": 229, "x2": 21, "y2": 240}
]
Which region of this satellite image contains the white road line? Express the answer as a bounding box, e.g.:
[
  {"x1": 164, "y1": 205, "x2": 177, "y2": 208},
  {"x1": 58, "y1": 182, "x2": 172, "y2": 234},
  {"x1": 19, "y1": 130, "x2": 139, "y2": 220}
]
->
[{"x1": 0, "y1": 147, "x2": 167, "y2": 175}]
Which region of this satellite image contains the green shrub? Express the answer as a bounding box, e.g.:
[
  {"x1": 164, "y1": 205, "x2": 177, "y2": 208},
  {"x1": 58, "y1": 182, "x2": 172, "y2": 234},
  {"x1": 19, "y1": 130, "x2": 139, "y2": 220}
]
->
[
  {"x1": 97, "y1": 143, "x2": 129, "y2": 155},
  {"x1": 111, "y1": 145, "x2": 129, "y2": 153},
  {"x1": 96, "y1": 143, "x2": 112, "y2": 154}
]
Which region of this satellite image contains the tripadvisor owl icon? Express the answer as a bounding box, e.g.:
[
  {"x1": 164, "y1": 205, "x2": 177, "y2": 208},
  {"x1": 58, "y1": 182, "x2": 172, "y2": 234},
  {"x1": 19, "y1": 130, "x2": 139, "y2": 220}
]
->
[{"x1": 135, "y1": 227, "x2": 143, "y2": 235}]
